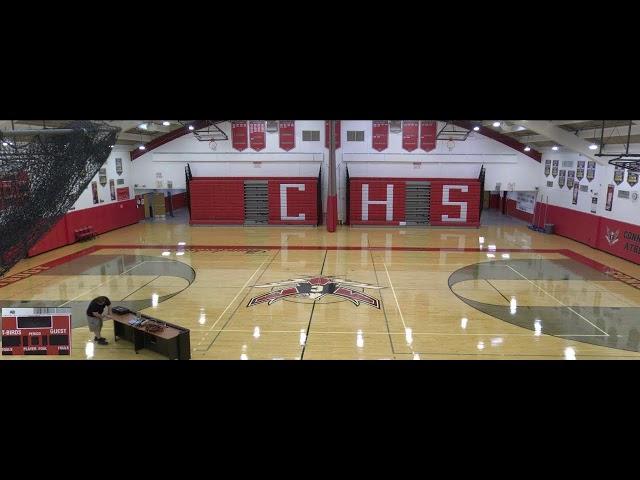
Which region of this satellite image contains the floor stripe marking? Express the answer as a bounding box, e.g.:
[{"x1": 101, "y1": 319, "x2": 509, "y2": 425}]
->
[{"x1": 505, "y1": 264, "x2": 609, "y2": 336}]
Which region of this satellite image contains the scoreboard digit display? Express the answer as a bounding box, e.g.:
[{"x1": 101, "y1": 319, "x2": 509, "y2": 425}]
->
[{"x1": 2, "y1": 308, "x2": 72, "y2": 356}]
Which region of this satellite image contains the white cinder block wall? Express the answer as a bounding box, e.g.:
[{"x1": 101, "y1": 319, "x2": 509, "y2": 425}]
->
[
  {"x1": 538, "y1": 148, "x2": 640, "y2": 225},
  {"x1": 71, "y1": 146, "x2": 133, "y2": 211}
]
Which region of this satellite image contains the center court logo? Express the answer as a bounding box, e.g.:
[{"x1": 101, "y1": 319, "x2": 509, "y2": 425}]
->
[
  {"x1": 605, "y1": 227, "x2": 620, "y2": 246},
  {"x1": 247, "y1": 276, "x2": 383, "y2": 308}
]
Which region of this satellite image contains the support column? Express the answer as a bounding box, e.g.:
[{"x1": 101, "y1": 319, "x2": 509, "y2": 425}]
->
[{"x1": 326, "y1": 120, "x2": 338, "y2": 232}]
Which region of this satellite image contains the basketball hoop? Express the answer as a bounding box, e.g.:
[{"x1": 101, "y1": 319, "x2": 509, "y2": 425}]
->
[{"x1": 608, "y1": 157, "x2": 640, "y2": 173}]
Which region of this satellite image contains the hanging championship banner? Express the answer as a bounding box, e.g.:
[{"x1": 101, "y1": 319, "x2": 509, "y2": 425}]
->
[
  {"x1": 628, "y1": 171, "x2": 639, "y2": 187},
  {"x1": 279, "y1": 120, "x2": 295, "y2": 151},
  {"x1": 402, "y1": 120, "x2": 419, "y2": 151},
  {"x1": 572, "y1": 182, "x2": 579, "y2": 205},
  {"x1": 591, "y1": 196, "x2": 598, "y2": 213},
  {"x1": 614, "y1": 166, "x2": 625, "y2": 185},
  {"x1": 576, "y1": 160, "x2": 585, "y2": 181},
  {"x1": 109, "y1": 179, "x2": 116, "y2": 201},
  {"x1": 567, "y1": 170, "x2": 575, "y2": 190},
  {"x1": 552, "y1": 160, "x2": 559, "y2": 178},
  {"x1": 558, "y1": 170, "x2": 566, "y2": 188},
  {"x1": 91, "y1": 181, "x2": 99, "y2": 204},
  {"x1": 232, "y1": 121, "x2": 248, "y2": 151},
  {"x1": 545, "y1": 159, "x2": 551, "y2": 177},
  {"x1": 249, "y1": 121, "x2": 266, "y2": 151},
  {"x1": 325, "y1": 120, "x2": 341, "y2": 149},
  {"x1": 99, "y1": 168, "x2": 107, "y2": 186},
  {"x1": 115, "y1": 157, "x2": 123, "y2": 176},
  {"x1": 372, "y1": 120, "x2": 389, "y2": 152},
  {"x1": 420, "y1": 120, "x2": 437, "y2": 152},
  {"x1": 605, "y1": 184, "x2": 615, "y2": 211},
  {"x1": 587, "y1": 161, "x2": 596, "y2": 182}
]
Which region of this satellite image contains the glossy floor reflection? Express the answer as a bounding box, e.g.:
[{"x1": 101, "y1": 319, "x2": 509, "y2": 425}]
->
[{"x1": 2, "y1": 213, "x2": 640, "y2": 360}]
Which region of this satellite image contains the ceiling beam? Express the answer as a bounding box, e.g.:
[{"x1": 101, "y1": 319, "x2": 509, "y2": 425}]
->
[
  {"x1": 518, "y1": 124, "x2": 640, "y2": 144},
  {"x1": 450, "y1": 120, "x2": 542, "y2": 162},
  {"x1": 129, "y1": 120, "x2": 215, "y2": 160},
  {"x1": 512, "y1": 120, "x2": 607, "y2": 164}
]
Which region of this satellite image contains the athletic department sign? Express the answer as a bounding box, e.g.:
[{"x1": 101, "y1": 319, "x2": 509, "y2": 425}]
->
[{"x1": 247, "y1": 276, "x2": 383, "y2": 308}]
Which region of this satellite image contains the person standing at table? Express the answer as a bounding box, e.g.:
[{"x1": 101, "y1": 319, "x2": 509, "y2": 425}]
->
[{"x1": 86, "y1": 296, "x2": 112, "y2": 345}]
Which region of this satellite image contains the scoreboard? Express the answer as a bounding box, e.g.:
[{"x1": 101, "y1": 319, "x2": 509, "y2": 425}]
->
[{"x1": 2, "y1": 308, "x2": 72, "y2": 356}]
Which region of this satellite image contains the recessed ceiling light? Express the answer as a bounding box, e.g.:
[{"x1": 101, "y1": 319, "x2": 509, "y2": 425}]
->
[
  {"x1": 589, "y1": 144, "x2": 598, "y2": 150},
  {"x1": 162, "y1": 121, "x2": 170, "y2": 126},
  {"x1": 493, "y1": 121, "x2": 501, "y2": 127},
  {"x1": 473, "y1": 126, "x2": 480, "y2": 131},
  {"x1": 188, "y1": 125, "x2": 194, "y2": 131},
  {"x1": 552, "y1": 146, "x2": 559, "y2": 151},
  {"x1": 139, "y1": 123, "x2": 148, "y2": 130},
  {"x1": 524, "y1": 146, "x2": 531, "y2": 152},
  {"x1": 139, "y1": 145, "x2": 146, "y2": 150},
  {"x1": 2, "y1": 142, "x2": 8, "y2": 147}
]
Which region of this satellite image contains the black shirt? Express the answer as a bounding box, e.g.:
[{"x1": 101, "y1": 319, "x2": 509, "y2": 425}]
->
[{"x1": 86, "y1": 298, "x2": 111, "y2": 317}]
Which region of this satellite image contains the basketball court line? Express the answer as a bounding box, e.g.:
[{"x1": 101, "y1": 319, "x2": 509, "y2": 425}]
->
[
  {"x1": 194, "y1": 250, "x2": 280, "y2": 351},
  {"x1": 58, "y1": 260, "x2": 149, "y2": 307},
  {"x1": 185, "y1": 328, "x2": 610, "y2": 337},
  {"x1": 6, "y1": 244, "x2": 639, "y2": 292},
  {"x1": 505, "y1": 264, "x2": 610, "y2": 336},
  {"x1": 382, "y1": 260, "x2": 417, "y2": 357},
  {"x1": 368, "y1": 248, "x2": 397, "y2": 355}
]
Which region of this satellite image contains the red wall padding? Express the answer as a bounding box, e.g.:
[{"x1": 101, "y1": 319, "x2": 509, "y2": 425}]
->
[
  {"x1": 268, "y1": 179, "x2": 318, "y2": 225},
  {"x1": 505, "y1": 198, "x2": 534, "y2": 223},
  {"x1": 189, "y1": 180, "x2": 245, "y2": 224},
  {"x1": 189, "y1": 177, "x2": 318, "y2": 225},
  {"x1": 349, "y1": 178, "x2": 480, "y2": 227},
  {"x1": 27, "y1": 217, "x2": 69, "y2": 257},
  {"x1": 596, "y1": 217, "x2": 640, "y2": 265},
  {"x1": 532, "y1": 202, "x2": 599, "y2": 248},
  {"x1": 349, "y1": 180, "x2": 406, "y2": 225},
  {"x1": 27, "y1": 199, "x2": 140, "y2": 257},
  {"x1": 430, "y1": 180, "x2": 481, "y2": 227}
]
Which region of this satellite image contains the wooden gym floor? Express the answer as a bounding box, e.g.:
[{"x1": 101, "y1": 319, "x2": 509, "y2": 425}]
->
[{"x1": 2, "y1": 210, "x2": 640, "y2": 360}]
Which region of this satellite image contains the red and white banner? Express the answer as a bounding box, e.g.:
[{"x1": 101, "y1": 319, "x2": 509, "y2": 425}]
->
[
  {"x1": 420, "y1": 120, "x2": 437, "y2": 152},
  {"x1": 372, "y1": 120, "x2": 389, "y2": 152},
  {"x1": 249, "y1": 121, "x2": 266, "y2": 151},
  {"x1": 116, "y1": 187, "x2": 130, "y2": 201},
  {"x1": 325, "y1": 120, "x2": 341, "y2": 149},
  {"x1": 402, "y1": 121, "x2": 419, "y2": 151},
  {"x1": 279, "y1": 120, "x2": 295, "y2": 151},
  {"x1": 232, "y1": 121, "x2": 248, "y2": 151}
]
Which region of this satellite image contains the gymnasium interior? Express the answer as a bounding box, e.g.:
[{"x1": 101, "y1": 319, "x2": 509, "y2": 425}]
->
[{"x1": 1, "y1": 119, "x2": 639, "y2": 360}]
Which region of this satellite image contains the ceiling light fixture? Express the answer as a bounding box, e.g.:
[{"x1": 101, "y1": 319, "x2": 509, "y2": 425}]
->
[
  {"x1": 473, "y1": 126, "x2": 480, "y2": 131},
  {"x1": 163, "y1": 121, "x2": 170, "y2": 126},
  {"x1": 493, "y1": 121, "x2": 501, "y2": 127},
  {"x1": 589, "y1": 144, "x2": 598, "y2": 150},
  {"x1": 524, "y1": 146, "x2": 531, "y2": 152},
  {"x1": 188, "y1": 125, "x2": 195, "y2": 131},
  {"x1": 139, "y1": 123, "x2": 148, "y2": 130},
  {"x1": 139, "y1": 145, "x2": 146, "y2": 150},
  {"x1": 552, "y1": 146, "x2": 559, "y2": 151}
]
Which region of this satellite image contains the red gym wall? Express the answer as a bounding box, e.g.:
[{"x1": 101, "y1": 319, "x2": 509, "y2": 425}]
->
[
  {"x1": 27, "y1": 199, "x2": 140, "y2": 257},
  {"x1": 532, "y1": 202, "x2": 640, "y2": 265},
  {"x1": 349, "y1": 178, "x2": 481, "y2": 227},
  {"x1": 189, "y1": 177, "x2": 318, "y2": 225}
]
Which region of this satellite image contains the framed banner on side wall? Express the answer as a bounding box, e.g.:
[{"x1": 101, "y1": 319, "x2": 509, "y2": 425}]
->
[
  {"x1": 109, "y1": 179, "x2": 116, "y2": 201},
  {"x1": 91, "y1": 181, "x2": 99, "y2": 204},
  {"x1": 605, "y1": 184, "x2": 615, "y2": 211}
]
